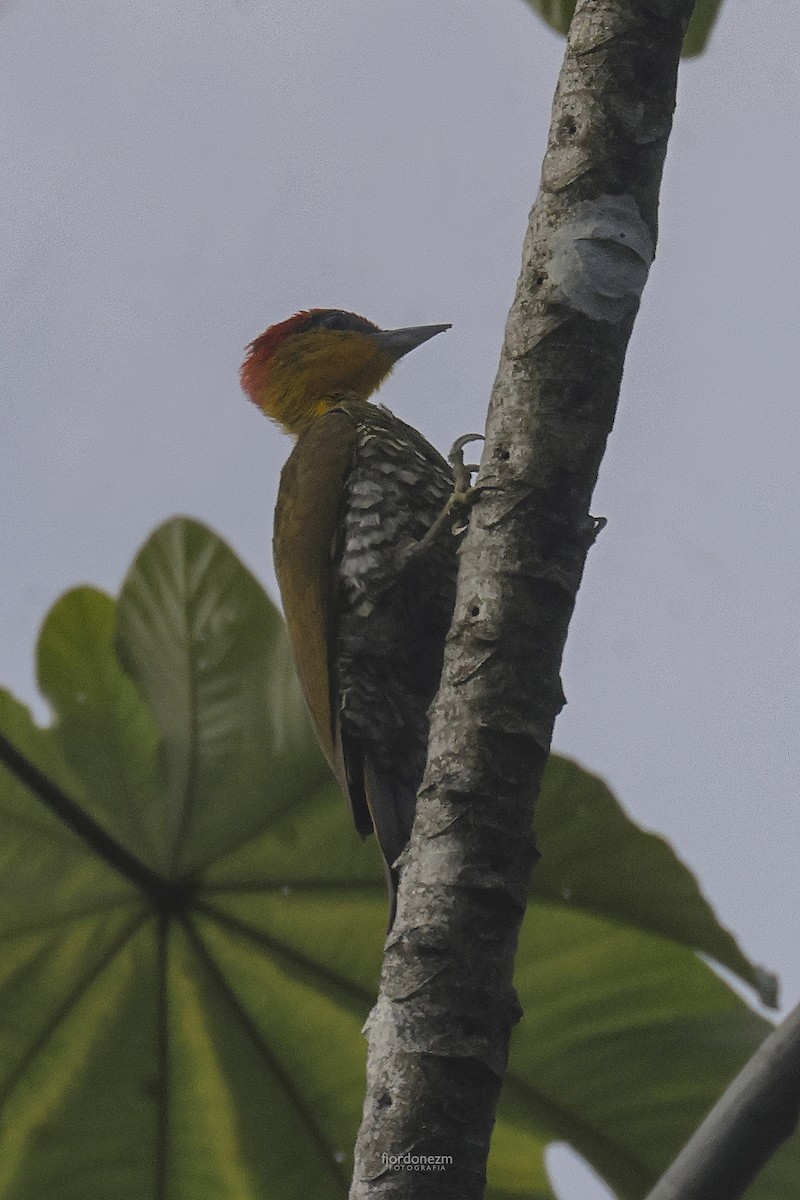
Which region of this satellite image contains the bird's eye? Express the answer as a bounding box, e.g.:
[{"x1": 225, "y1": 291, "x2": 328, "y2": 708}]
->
[
  {"x1": 305, "y1": 310, "x2": 378, "y2": 336},
  {"x1": 319, "y1": 311, "x2": 350, "y2": 331}
]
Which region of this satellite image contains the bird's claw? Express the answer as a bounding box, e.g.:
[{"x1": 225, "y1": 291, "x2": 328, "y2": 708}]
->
[
  {"x1": 447, "y1": 433, "x2": 484, "y2": 527},
  {"x1": 448, "y1": 433, "x2": 484, "y2": 496},
  {"x1": 395, "y1": 435, "x2": 485, "y2": 575}
]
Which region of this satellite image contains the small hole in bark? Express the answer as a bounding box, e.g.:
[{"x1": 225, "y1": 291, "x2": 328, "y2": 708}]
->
[
  {"x1": 470, "y1": 605, "x2": 480, "y2": 618},
  {"x1": 378, "y1": 1092, "x2": 392, "y2": 1109},
  {"x1": 563, "y1": 117, "x2": 576, "y2": 137},
  {"x1": 498, "y1": 448, "x2": 510, "y2": 461}
]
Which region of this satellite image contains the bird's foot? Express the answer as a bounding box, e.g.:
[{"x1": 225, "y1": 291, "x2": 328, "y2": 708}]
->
[
  {"x1": 447, "y1": 432, "x2": 483, "y2": 533},
  {"x1": 394, "y1": 433, "x2": 484, "y2": 575}
]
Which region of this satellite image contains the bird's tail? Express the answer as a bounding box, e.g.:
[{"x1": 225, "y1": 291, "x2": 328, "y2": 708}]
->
[{"x1": 363, "y1": 755, "x2": 417, "y2": 930}]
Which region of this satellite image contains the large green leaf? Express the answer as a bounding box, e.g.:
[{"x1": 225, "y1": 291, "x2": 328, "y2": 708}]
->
[
  {"x1": 0, "y1": 517, "x2": 793, "y2": 1199},
  {"x1": 521, "y1": 0, "x2": 724, "y2": 58}
]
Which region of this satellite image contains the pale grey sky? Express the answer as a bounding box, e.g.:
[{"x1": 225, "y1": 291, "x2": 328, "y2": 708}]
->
[{"x1": 2, "y1": 3, "x2": 798, "y2": 1196}]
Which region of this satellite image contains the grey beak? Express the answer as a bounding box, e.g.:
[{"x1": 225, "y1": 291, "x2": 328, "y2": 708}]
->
[{"x1": 372, "y1": 323, "x2": 451, "y2": 361}]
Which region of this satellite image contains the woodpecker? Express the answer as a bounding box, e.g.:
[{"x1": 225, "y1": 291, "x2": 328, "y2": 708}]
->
[{"x1": 241, "y1": 308, "x2": 468, "y2": 922}]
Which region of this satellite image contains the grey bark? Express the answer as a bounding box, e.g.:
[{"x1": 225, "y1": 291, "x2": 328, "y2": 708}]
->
[
  {"x1": 645, "y1": 1002, "x2": 800, "y2": 1200},
  {"x1": 350, "y1": 1, "x2": 695, "y2": 1196}
]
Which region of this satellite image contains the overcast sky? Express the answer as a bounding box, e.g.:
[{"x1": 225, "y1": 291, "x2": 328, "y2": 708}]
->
[{"x1": 2, "y1": 3, "x2": 798, "y2": 1196}]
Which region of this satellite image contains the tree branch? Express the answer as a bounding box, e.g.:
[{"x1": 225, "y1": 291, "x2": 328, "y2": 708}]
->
[
  {"x1": 350, "y1": 1, "x2": 695, "y2": 1196},
  {"x1": 644, "y1": 1002, "x2": 800, "y2": 1200}
]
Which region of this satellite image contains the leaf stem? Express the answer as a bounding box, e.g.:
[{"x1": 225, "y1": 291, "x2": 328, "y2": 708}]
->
[{"x1": 0, "y1": 728, "x2": 188, "y2": 909}]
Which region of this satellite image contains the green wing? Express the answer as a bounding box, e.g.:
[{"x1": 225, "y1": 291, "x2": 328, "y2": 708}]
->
[{"x1": 272, "y1": 408, "x2": 372, "y2": 838}]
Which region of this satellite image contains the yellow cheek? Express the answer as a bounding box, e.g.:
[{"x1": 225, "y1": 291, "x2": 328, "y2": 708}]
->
[
  {"x1": 263, "y1": 330, "x2": 396, "y2": 434},
  {"x1": 300, "y1": 332, "x2": 394, "y2": 397}
]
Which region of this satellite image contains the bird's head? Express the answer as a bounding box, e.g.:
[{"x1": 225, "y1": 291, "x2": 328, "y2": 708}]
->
[{"x1": 240, "y1": 308, "x2": 451, "y2": 436}]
